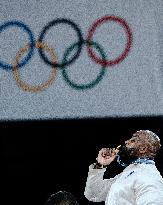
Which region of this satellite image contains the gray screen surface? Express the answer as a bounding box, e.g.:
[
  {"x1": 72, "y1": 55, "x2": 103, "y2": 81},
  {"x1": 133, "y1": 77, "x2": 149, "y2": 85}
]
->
[{"x1": 0, "y1": 0, "x2": 163, "y2": 120}]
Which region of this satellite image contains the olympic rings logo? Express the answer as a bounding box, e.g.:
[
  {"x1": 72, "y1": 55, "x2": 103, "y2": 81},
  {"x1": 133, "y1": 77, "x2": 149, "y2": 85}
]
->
[{"x1": 0, "y1": 16, "x2": 133, "y2": 92}]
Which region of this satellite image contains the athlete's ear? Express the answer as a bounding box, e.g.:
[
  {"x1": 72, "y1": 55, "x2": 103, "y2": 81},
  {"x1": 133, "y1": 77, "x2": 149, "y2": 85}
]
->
[{"x1": 138, "y1": 146, "x2": 148, "y2": 154}]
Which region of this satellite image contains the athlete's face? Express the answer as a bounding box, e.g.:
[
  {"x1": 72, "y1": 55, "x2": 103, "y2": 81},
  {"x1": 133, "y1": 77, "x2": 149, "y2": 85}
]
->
[
  {"x1": 125, "y1": 135, "x2": 141, "y2": 154},
  {"x1": 117, "y1": 132, "x2": 146, "y2": 164}
]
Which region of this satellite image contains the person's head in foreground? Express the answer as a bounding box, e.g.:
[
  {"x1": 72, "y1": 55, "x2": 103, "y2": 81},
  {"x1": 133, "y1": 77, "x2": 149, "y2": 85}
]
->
[
  {"x1": 45, "y1": 191, "x2": 79, "y2": 205},
  {"x1": 117, "y1": 130, "x2": 161, "y2": 166}
]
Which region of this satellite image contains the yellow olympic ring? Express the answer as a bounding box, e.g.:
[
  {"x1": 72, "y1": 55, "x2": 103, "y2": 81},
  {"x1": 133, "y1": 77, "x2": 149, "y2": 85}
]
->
[{"x1": 12, "y1": 41, "x2": 58, "y2": 93}]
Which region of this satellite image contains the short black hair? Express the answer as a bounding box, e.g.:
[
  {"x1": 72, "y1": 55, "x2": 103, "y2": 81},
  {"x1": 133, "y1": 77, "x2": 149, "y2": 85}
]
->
[{"x1": 45, "y1": 191, "x2": 79, "y2": 205}]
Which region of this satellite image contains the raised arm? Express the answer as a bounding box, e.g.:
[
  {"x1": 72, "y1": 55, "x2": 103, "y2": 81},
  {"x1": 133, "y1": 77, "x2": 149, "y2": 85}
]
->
[{"x1": 84, "y1": 147, "x2": 120, "y2": 202}]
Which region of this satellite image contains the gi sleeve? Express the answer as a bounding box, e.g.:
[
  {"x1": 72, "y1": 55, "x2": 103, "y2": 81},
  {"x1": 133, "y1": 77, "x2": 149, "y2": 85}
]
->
[
  {"x1": 134, "y1": 174, "x2": 163, "y2": 205},
  {"x1": 84, "y1": 164, "x2": 120, "y2": 202}
]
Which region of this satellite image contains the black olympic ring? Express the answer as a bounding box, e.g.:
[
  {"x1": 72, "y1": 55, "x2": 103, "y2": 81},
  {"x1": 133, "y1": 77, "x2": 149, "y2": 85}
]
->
[{"x1": 38, "y1": 18, "x2": 83, "y2": 68}]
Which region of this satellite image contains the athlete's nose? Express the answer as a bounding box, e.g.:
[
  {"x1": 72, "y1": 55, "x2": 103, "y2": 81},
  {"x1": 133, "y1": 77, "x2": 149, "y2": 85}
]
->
[{"x1": 125, "y1": 140, "x2": 129, "y2": 145}]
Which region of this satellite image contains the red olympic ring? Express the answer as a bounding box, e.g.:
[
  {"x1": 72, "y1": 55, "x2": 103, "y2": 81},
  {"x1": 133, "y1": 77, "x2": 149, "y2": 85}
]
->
[{"x1": 87, "y1": 15, "x2": 133, "y2": 67}]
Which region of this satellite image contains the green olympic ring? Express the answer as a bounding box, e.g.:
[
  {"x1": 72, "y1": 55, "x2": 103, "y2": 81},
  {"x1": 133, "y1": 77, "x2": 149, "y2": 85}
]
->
[{"x1": 61, "y1": 40, "x2": 107, "y2": 90}]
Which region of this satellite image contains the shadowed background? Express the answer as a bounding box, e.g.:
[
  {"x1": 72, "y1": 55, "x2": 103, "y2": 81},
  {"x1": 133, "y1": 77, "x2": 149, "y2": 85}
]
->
[{"x1": 2, "y1": 116, "x2": 163, "y2": 205}]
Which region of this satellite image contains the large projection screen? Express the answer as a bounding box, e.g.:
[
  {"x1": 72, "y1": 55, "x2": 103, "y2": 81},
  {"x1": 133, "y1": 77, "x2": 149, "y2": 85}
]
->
[{"x1": 0, "y1": 0, "x2": 163, "y2": 120}]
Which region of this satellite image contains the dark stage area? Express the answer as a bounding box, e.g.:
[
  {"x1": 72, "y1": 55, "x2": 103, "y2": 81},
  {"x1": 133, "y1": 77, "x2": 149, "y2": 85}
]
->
[{"x1": 2, "y1": 116, "x2": 163, "y2": 205}]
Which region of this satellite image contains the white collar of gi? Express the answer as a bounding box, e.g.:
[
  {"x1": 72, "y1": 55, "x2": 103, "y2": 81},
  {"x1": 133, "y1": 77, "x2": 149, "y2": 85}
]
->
[
  {"x1": 131, "y1": 158, "x2": 155, "y2": 165},
  {"x1": 116, "y1": 155, "x2": 155, "y2": 167}
]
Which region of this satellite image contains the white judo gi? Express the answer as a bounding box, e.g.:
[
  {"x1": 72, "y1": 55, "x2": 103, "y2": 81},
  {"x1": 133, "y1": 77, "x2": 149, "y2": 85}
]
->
[{"x1": 84, "y1": 162, "x2": 163, "y2": 205}]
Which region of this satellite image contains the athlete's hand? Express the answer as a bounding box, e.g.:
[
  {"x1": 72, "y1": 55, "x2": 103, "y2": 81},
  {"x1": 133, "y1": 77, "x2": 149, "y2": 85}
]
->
[{"x1": 96, "y1": 148, "x2": 119, "y2": 166}]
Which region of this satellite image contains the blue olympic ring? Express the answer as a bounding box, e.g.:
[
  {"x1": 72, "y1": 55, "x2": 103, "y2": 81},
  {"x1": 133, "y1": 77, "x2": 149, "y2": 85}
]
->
[{"x1": 0, "y1": 20, "x2": 35, "y2": 70}]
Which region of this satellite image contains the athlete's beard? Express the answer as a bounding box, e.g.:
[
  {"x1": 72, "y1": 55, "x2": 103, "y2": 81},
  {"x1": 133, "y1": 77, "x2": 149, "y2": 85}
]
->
[{"x1": 117, "y1": 145, "x2": 138, "y2": 165}]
